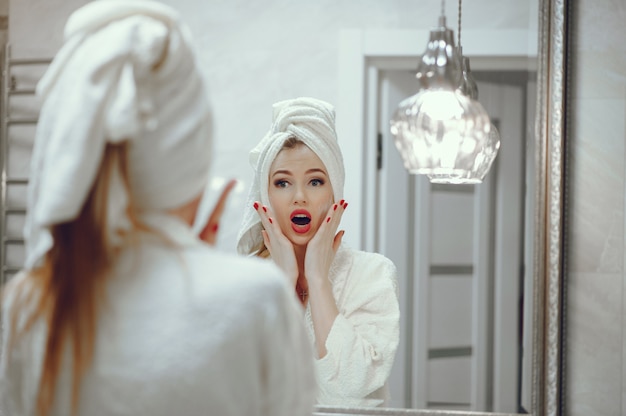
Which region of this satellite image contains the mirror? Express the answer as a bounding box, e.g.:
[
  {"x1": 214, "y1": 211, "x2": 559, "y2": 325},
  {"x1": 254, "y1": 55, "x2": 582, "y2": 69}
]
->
[
  {"x1": 314, "y1": 0, "x2": 566, "y2": 414},
  {"x1": 1, "y1": 0, "x2": 566, "y2": 415}
]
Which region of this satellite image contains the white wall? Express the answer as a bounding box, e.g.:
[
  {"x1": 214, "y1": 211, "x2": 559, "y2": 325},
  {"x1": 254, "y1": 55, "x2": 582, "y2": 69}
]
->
[
  {"x1": 565, "y1": 0, "x2": 626, "y2": 415},
  {"x1": 8, "y1": 0, "x2": 533, "y2": 253}
]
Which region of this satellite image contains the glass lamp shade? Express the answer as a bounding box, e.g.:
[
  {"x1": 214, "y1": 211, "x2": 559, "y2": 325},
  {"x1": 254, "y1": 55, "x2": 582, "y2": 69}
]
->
[
  {"x1": 390, "y1": 88, "x2": 492, "y2": 184},
  {"x1": 389, "y1": 17, "x2": 498, "y2": 184},
  {"x1": 469, "y1": 122, "x2": 501, "y2": 181},
  {"x1": 452, "y1": 53, "x2": 502, "y2": 183}
]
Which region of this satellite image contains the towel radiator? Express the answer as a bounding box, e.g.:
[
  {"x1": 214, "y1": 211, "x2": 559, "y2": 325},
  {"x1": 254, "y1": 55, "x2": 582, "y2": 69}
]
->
[{"x1": 0, "y1": 44, "x2": 51, "y2": 286}]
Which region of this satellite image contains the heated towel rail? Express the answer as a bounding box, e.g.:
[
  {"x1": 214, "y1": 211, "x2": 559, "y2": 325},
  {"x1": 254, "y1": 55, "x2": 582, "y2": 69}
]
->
[{"x1": 0, "y1": 44, "x2": 52, "y2": 286}]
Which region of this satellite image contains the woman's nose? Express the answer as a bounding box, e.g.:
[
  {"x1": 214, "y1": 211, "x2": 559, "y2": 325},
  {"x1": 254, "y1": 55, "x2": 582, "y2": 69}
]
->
[{"x1": 293, "y1": 185, "x2": 307, "y2": 204}]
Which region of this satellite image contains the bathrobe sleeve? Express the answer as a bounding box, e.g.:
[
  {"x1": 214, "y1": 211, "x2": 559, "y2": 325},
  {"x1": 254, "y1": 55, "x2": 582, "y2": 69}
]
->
[{"x1": 315, "y1": 250, "x2": 400, "y2": 402}]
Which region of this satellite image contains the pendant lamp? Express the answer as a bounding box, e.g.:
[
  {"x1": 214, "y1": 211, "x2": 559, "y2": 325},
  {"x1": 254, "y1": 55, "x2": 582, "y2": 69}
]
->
[{"x1": 389, "y1": 0, "x2": 499, "y2": 184}]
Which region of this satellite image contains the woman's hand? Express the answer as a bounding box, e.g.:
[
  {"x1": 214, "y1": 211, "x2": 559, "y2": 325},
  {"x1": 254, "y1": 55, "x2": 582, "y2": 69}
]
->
[
  {"x1": 254, "y1": 202, "x2": 299, "y2": 286},
  {"x1": 305, "y1": 200, "x2": 347, "y2": 356},
  {"x1": 199, "y1": 179, "x2": 238, "y2": 246},
  {"x1": 304, "y1": 200, "x2": 347, "y2": 284}
]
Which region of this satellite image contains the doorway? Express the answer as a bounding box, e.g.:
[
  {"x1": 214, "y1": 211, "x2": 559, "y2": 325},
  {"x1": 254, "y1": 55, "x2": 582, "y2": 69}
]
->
[{"x1": 372, "y1": 68, "x2": 533, "y2": 412}]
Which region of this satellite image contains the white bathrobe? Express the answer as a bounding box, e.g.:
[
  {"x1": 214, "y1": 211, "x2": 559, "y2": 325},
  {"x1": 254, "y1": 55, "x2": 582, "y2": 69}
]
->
[
  {"x1": 304, "y1": 245, "x2": 400, "y2": 407},
  {"x1": 236, "y1": 96, "x2": 400, "y2": 407},
  {"x1": 0, "y1": 214, "x2": 316, "y2": 416}
]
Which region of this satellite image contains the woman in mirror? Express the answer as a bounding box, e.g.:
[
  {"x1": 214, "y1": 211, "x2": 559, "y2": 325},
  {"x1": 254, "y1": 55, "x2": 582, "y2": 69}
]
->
[
  {"x1": 237, "y1": 97, "x2": 400, "y2": 407},
  {"x1": 0, "y1": 2, "x2": 316, "y2": 416}
]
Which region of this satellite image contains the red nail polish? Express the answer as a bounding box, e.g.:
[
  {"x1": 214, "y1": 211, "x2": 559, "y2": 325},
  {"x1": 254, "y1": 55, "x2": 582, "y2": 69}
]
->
[
  {"x1": 326, "y1": 217, "x2": 331, "y2": 223},
  {"x1": 343, "y1": 203, "x2": 348, "y2": 209},
  {"x1": 253, "y1": 202, "x2": 259, "y2": 210},
  {"x1": 212, "y1": 223, "x2": 219, "y2": 232},
  {"x1": 340, "y1": 199, "x2": 345, "y2": 205},
  {"x1": 263, "y1": 206, "x2": 267, "y2": 213},
  {"x1": 333, "y1": 204, "x2": 338, "y2": 211},
  {"x1": 269, "y1": 218, "x2": 273, "y2": 224}
]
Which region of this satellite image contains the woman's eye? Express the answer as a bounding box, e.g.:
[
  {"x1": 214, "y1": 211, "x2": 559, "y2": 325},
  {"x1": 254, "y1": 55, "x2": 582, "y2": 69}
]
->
[
  {"x1": 310, "y1": 178, "x2": 324, "y2": 187},
  {"x1": 274, "y1": 180, "x2": 289, "y2": 188}
]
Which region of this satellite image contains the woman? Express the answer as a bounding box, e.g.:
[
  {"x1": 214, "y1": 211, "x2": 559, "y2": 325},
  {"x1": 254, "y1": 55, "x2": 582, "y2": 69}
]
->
[
  {"x1": 0, "y1": 2, "x2": 315, "y2": 416},
  {"x1": 237, "y1": 97, "x2": 400, "y2": 407}
]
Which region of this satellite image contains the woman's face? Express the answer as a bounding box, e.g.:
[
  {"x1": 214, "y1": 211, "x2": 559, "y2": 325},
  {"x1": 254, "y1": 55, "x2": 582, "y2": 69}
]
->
[{"x1": 268, "y1": 144, "x2": 334, "y2": 247}]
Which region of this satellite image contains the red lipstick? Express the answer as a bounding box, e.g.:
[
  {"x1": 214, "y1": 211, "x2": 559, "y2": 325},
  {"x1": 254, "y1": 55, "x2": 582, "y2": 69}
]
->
[{"x1": 290, "y1": 209, "x2": 312, "y2": 234}]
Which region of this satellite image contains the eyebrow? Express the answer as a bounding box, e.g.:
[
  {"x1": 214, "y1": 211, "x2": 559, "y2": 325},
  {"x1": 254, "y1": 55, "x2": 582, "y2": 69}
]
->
[{"x1": 271, "y1": 168, "x2": 328, "y2": 177}]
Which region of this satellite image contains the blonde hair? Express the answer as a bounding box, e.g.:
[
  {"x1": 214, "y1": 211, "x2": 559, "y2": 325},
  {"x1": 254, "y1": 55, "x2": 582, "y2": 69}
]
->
[{"x1": 4, "y1": 143, "x2": 151, "y2": 416}]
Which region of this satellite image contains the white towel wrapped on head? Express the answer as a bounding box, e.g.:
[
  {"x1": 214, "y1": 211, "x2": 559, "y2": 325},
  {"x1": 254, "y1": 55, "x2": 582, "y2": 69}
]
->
[
  {"x1": 236, "y1": 97, "x2": 345, "y2": 256},
  {"x1": 24, "y1": 0, "x2": 212, "y2": 269}
]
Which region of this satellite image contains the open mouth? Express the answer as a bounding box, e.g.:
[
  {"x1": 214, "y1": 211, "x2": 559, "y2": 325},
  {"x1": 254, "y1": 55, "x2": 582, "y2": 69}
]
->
[
  {"x1": 291, "y1": 215, "x2": 311, "y2": 226},
  {"x1": 290, "y1": 209, "x2": 312, "y2": 234}
]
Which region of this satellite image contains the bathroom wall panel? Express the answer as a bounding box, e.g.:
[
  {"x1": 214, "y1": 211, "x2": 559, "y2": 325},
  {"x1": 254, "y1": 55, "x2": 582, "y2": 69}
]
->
[{"x1": 565, "y1": 0, "x2": 626, "y2": 414}]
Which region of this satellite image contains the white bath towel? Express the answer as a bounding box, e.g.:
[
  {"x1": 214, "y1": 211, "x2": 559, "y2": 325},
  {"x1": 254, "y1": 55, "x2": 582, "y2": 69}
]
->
[
  {"x1": 24, "y1": 0, "x2": 212, "y2": 268},
  {"x1": 236, "y1": 97, "x2": 345, "y2": 255}
]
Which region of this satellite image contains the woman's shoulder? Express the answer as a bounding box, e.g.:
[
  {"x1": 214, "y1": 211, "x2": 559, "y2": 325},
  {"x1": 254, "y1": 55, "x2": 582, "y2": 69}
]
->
[
  {"x1": 331, "y1": 245, "x2": 398, "y2": 293},
  {"x1": 204, "y1": 250, "x2": 284, "y2": 279},
  {"x1": 338, "y1": 245, "x2": 397, "y2": 274},
  {"x1": 190, "y1": 251, "x2": 301, "y2": 327},
  {"x1": 187, "y1": 248, "x2": 291, "y2": 297},
  {"x1": 331, "y1": 246, "x2": 399, "y2": 312}
]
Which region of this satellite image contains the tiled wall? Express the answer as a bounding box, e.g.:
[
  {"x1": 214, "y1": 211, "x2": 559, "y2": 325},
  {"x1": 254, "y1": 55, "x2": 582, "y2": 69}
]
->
[{"x1": 565, "y1": 0, "x2": 626, "y2": 415}]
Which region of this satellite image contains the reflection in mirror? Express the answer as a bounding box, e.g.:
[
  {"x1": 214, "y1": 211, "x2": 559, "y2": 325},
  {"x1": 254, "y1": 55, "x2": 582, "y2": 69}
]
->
[
  {"x1": 331, "y1": 0, "x2": 569, "y2": 412},
  {"x1": 337, "y1": 33, "x2": 537, "y2": 412}
]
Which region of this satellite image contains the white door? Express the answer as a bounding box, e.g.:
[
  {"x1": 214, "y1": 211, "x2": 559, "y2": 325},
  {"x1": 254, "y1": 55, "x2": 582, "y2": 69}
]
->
[{"x1": 374, "y1": 69, "x2": 526, "y2": 413}]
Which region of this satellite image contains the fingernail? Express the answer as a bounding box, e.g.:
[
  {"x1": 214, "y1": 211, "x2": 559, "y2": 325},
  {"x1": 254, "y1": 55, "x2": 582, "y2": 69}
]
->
[
  {"x1": 269, "y1": 218, "x2": 273, "y2": 224},
  {"x1": 263, "y1": 206, "x2": 267, "y2": 213},
  {"x1": 339, "y1": 199, "x2": 345, "y2": 205},
  {"x1": 333, "y1": 204, "x2": 338, "y2": 211},
  {"x1": 253, "y1": 202, "x2": 259, "y2": 210},
  {"x1": 212, "y1": 223, "x2": 219, "y2": 232},
  {"x1": 343, "y1": 203, "x2": 348, "y2": 209},
  {"x1": 326, "y1": 217, "x2": 331, "y2": 223}
]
